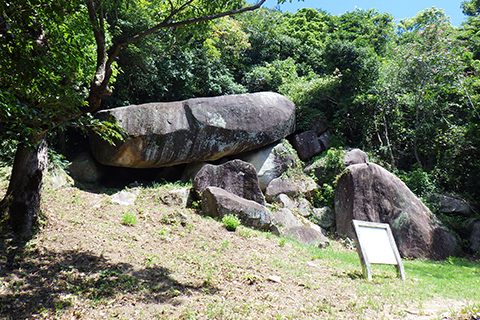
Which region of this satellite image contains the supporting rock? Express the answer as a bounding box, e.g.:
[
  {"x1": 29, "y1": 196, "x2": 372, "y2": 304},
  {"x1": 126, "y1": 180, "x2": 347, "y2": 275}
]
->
[{"x1": 193, "y1": 160, "x2": 265, "y2": 205}]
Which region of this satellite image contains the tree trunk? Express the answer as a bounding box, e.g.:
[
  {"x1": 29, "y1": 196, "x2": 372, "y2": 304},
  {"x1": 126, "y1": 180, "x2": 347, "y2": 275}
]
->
[{"x1": 0, "y1": 136, "x2": 48, "y2": 237}]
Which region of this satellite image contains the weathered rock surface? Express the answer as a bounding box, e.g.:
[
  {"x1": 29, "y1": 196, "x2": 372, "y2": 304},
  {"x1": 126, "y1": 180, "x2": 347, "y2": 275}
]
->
[
  {"x1": 265, "y1": 174, "x2": 317, "y2": 203},
  {"x1": 193, "y1": 160, "x2": 265, "y2": 205},
  {"x1": 157, "y1": 187, "x2": 193, "y2": 207},
  {"x1": 270, "y1": 205, "x2": 328, "y2": 247},
  {"x1": 335, "y1": 162, "x2": 459, "y2": 259},
  {"x1": 66, "y1": 151, "x2": 105, "y2": 183},
  {"x1": 274, "y1": 194, "x2": 297, "y2": 210},
  {"x1": 307, "y1": 118, "x2": 329, "y2": 136},
  {"x1": 239, "y1": 142, "x2": 296, "y2": 192},
  {"x1": 344, "y1": 148, "x2": 369, "y2": 166},
  {"x1": 265, "y1": 177, "x2": 298, "y2": 202},
  {"x1": 111, "y1": 189, "x2": 139, "y2": 206},
  {"x1": 291, "y1": 130, "x2": 322, "y2": 161},
  {"x1": 434, "y1": 194, "x2": 473, "y2": 217},
  {"x1": 44, "y1": 165, "x2": 74, "y2": 189},
  {"x1": 90, "y1": 92, "x2": 296, "y2": 168},
  {"x1": 283, "y1": 226, "x2": 329, "y2": 247},
  {"x1": 318, "y1": 131, "x2": 330, "y2": 150},
  {"x1": 201, "y1": 187, "x2": 279, "y2": 235},
  {"x1": 296, "y1": 177, "x2": 318, "y2": 199},
  {"x1": 273, "y1": 194, "x2": 313, "y2": 218},
  {"x1": 311, "y1": 207, "x2": 335, "y2": 231},
  {"x1": 296, "y1": 198, "x2": 313, "y2": 217},
  {"x1": 469, "y1": 221, "x2": 480, "y2": 253},
  {"x1": 272, "y1": 208, "x2": 303, "y2": 228}
]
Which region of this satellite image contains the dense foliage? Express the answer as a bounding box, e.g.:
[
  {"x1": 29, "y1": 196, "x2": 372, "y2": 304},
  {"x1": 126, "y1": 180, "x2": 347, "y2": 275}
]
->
[{"x1": 0, "y1": 1, "x2": 94, "y2": 145}]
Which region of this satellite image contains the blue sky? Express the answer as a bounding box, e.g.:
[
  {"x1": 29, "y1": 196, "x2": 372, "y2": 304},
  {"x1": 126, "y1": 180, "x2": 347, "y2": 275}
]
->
[{"x1": 262, "y1": 0, "x2": 467, "y2": 27}]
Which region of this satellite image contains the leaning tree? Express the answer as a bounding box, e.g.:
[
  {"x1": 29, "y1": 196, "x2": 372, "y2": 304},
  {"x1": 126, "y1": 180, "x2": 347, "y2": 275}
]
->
[{"x1": 0, "y1": 0, "x2": 280, "y2": 237}]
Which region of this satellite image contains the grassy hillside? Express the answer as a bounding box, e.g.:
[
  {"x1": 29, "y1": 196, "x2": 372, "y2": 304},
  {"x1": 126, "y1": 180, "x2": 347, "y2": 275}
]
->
[{"x1": 0, "y1": 169, "x2": 479, "y2": 319}]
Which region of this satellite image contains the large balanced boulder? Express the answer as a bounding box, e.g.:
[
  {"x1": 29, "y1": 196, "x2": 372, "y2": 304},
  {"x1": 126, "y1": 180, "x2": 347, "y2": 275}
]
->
[
  {"x1": 90, "y1": 92, "x2": 296, "y2": 168},
  {"x1": 335, "y1": 162, "x2": 459, "y2": 259},
  {"x1": 193, "y1": 160, "x2": 265, "y2": 205}
]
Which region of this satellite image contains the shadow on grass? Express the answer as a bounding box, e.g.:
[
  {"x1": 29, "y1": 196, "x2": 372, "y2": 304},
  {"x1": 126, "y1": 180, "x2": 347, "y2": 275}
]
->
[{"x1": 0, "y1": 234, "x2": 216, "y2": 320}]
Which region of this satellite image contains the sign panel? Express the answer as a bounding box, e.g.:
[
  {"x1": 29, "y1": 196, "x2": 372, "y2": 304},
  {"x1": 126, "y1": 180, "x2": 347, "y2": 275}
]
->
[{"x1": 352, "y1": 220, "x2": 405, "y2": 281}]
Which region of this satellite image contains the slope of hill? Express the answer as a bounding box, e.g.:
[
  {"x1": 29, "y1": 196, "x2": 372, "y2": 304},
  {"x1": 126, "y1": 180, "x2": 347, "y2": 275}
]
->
[{"x1": 0, "y1": 176, "x2": 478, "y2": 319}]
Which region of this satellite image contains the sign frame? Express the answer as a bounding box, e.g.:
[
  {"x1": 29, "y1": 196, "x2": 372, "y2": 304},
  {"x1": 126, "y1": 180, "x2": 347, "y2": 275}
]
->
[{"x1": 351, "y1": 220, "x2": 405, "y2": 281}]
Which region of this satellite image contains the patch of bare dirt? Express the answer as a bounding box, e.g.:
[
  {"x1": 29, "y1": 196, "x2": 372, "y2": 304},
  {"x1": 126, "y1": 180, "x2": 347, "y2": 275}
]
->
[{"x1": 0, "y1": 183, "x2": 475, "y2": 319}]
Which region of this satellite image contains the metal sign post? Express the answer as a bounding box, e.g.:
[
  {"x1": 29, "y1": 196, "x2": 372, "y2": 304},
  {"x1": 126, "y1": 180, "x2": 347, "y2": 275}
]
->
[{"x1": 352, "y1": 220, "x2": 405, "y2": 281}]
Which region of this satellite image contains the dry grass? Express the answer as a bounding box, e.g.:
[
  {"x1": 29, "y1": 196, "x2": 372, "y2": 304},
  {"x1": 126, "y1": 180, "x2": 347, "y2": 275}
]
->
[{"x1": 0, "y1": 178, "x2": 478, "y2": 319}]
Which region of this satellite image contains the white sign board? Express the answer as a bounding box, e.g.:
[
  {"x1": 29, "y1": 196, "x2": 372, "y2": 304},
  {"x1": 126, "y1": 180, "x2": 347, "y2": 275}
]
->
[{"x1": 352, "y1": 220, "x2": 405, "y2": 281}]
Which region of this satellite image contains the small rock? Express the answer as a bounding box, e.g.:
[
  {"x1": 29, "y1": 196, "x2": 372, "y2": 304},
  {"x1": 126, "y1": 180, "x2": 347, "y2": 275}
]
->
[
  {"x1": 283, "y1": 225, "x2": 328, "y2": 247},
  {"x1": 111, "y1": 190, "x2": 138, "y2": 206},
  {"x1": 265, "y1": 177, "x2": 298, "y2": 203},
  {"x1": 307, "y1": 118, "x2": 329, "y2": 136},
  {"x1": 239, "y1": 142, "x2": 296, "y2": 192},
  {"x1": 296, "y1": 198, "x2": 313, "y2": 217},
  {"x1": 267, "y1": 275, "x2": 282, "y2": 283},
  {"x1": 344, "y1": 148, "x2": 369, "y2": 166},
  {"x1": 274, "y1": 194, "x2": 296, "y2": 209},
  {"x1": 194, "y1": 159, "x2": 265, "y2": 205},
  {"x1": 158, "y1": 187, "x2": 193, "y2": 207},
  {"x1": 470, "y1": 220, "x2": 480, "y2": 254},
  {"x1": 272, "y1": 208, "x2": 303, "y2": 228},
  {"x1": 435, "y1": 194, "x2": 473, "y2": 217},
  {"x1": 44, "y1": 165, "x2": 74, "y2": 189},
  {"x1": 66, "y1": 151, "x2": 105, "y2": 183},
  {"x1": 318, "y1": 131, "x2": 330, "y2": 149},
  {"x1": 201, "y1": 186, "x2": 279, "y2": 235}
]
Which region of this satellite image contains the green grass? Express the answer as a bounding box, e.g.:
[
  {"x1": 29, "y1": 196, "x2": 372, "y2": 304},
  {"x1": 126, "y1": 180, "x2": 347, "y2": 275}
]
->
[
  {"x1": 150, "y1": 180, "x2": 192, "y2": 190},
  {"x1": 121, "y1": 211, "x2": 138, "y2": 226},
  {"x1": 305, "y1": 243, "x2": 480, "y2": 304},
  {"x1": 221, "y1": 214, "x2": 241, "y2": 231},
  {"x1": 402, "y1": 257, "x2": 480, "y2": 300}
]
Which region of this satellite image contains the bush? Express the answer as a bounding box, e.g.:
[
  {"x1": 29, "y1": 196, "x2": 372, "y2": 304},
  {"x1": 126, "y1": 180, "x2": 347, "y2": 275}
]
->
[
  {"x1": 397, "y1": 166, "x2": 437, "y2": 198},
  {"x1": 222, "y1": 214, "x2": 241, "y2": 231},
  {"x1": 243, "y1": 58, "x2": 298, "y2": 93},
  {"x1": 121, "y1": 211, "x2": 138, "y2": 226},
  {"x1": 309, "y1": 148, "x2": 346, "y2": 208},
  {"x1": 311, "y1": 183, "x2": 335, "y2": 208}
]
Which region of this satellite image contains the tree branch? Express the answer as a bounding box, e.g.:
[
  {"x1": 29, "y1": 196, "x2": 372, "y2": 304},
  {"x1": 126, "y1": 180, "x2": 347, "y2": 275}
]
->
[
  {"x1": 87, "y1": 0, "x2": 266, "y2": 113},
  {"x1": 127, "y1": 0, "x2": 266, "y2": 45}
]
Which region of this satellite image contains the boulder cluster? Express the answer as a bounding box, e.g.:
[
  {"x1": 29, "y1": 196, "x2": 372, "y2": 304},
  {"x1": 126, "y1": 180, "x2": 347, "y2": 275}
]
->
[{"x1": 62, "y1": 92, "x2": 478, "y2": 258}]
